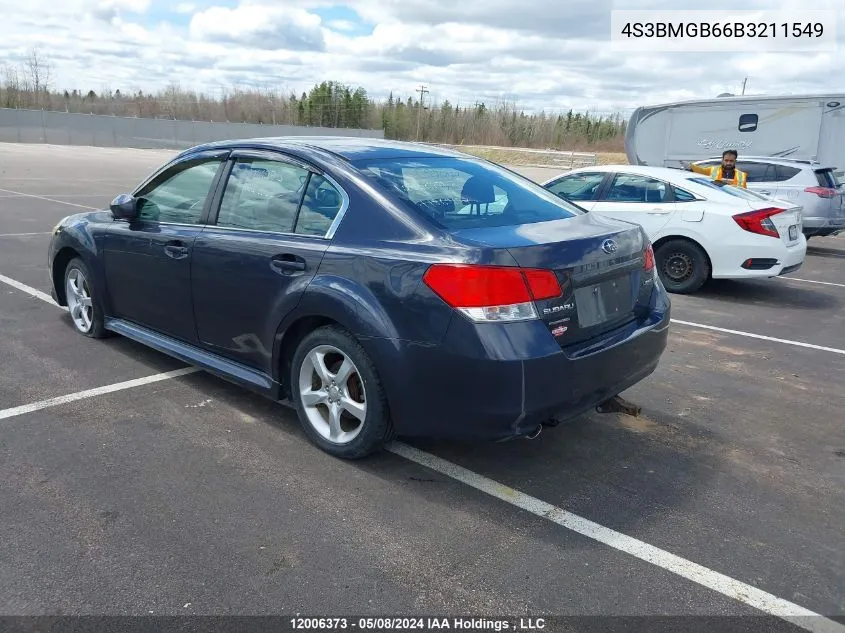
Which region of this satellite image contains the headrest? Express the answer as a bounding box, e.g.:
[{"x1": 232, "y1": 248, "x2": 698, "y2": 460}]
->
[{"x1": 461, "y1": 176, "x2": 495, "y2": 204}]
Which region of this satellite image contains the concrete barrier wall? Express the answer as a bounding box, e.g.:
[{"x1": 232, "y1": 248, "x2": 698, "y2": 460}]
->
[{"x1": 0, "y1": 108, "x2": 384, "y2": 149}]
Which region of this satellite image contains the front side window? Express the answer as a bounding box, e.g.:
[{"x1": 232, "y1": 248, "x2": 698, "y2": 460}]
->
[
  {"x1": 135, "y1": 157, "x2": 223, "y2": 224},
  {"x1": 350, "y1": 156, "x2": 582, "y2": 229},
  {"x1": 546, "y1": 172, "x2": 605, "y2": 201}
]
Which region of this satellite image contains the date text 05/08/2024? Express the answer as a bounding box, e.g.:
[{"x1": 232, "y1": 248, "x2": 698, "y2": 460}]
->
[
  {"x1": 619, "y1": 22, "x2": 824, "y2": 39},
  {"x1": 290, "y1": 618, "x2": 547, "y2": 631}
]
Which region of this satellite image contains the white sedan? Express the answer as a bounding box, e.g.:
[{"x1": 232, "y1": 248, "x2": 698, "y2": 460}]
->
[{"x1": 542, "y1": 165, "x2": 807, "y2": 294}]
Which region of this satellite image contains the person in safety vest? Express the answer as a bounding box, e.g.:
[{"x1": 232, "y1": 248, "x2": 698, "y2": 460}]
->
[{"x1": 681, "y1": 149, "x2": 748, "y2": 188}]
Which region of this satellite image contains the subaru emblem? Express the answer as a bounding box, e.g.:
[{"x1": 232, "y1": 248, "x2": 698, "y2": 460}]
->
[{"x1": 601, "y1": 239, "x2": 618, "y2": 254}]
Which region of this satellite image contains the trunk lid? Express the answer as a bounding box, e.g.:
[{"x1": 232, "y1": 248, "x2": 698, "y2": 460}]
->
[
  {"x1": 768, "y1": 204, "x2": 804, "y2": 246},
  {"x1": 450, "y1": 214, "x2": 656, "y2": 346}
]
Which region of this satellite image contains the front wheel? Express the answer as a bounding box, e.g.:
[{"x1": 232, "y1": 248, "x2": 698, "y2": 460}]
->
[
  {"x1": 654, "y1": 239, "x2": 710, "y2": 294},
  {"x1": 64, "y1": 257, "x2": 108, "y2": 338},
  {"x1": 290, "y1": 325, "x2": 394, "y2": 459}
]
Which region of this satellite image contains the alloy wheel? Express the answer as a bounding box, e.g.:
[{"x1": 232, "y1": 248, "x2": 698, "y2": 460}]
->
[
  {"x1": 298, "y1": 344, "x2": 367, "y2": 444},
  {"x1": 66, "y1": 267, "x2": 94, "y2": 333}
]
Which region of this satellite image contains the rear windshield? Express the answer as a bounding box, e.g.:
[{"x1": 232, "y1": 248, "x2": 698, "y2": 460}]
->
[
  {"x1": 687, "y1": 177, "x2": 770, "y2": 201},
  {"x1": 350, "y1": 156, "x2": 583, "y2": 229},
  {"x1": 815, "y1": 169, "x2": 841, "y2": 188}
]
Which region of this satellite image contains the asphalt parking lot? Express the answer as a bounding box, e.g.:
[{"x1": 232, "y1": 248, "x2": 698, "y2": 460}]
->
[{"x1": 0, "y1": 142, "x2": 843, "y2": 631}]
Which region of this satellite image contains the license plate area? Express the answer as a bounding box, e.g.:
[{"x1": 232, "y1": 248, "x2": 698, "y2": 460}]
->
[
  {"x1": 789, "y1": 225, "x2": 798, "y2": 241},
  {"x1": 574, "y1": 276, "x2": 633, "y2": 328}
]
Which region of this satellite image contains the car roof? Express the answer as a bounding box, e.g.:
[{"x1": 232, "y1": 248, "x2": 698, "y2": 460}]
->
[
  {"x1": 175, "y1": 136, "x2": 471, "y2": 163},
  {"x1": 556, "y1": 164, "x2": 687, "y2": 179},
  {"x1": 695, "y1": 155, "x2": 828, "y2": 168}
]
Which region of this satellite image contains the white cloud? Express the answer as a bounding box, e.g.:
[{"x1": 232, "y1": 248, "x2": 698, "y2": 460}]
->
[
  {"x1": 0, "y1": 0, "x2": 842, "y2": 119},
  {"x1": 189, "y1": 4, "x2": 325, "y2": 51},
  {"x1": 326, "y1": 20, "x2": 358, "y2": 32}
]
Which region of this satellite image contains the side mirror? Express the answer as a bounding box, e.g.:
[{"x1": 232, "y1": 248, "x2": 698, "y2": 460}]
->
[{"x1": 110, "y1": 193, "x2": 138, "y2": 220}]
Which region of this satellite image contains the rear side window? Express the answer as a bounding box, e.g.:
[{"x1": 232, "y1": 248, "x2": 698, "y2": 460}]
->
[
  {"x1": 737, "y1": 161, "x2": 775, "y2": 182},
  {"x1": 604, "y1": 174, "x2": 668, "y2": 202},
  {"x1": 815, "y1": 169, "x2": 841, "y2": 188},
  {"x1": 217, "y1": 158, "x2": 307, "y2": 232},
  {"x1": 351, "y1": 156, "x2": 582, "y2": 229},
  {"x1": 672, "y1": 186, "x2": 697, "y2": 201},
  {"x1": 774, "y1": 165, "x2": 802, "y2": 182}
]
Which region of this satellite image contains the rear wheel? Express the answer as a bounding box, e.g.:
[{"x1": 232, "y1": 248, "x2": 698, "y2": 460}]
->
[
  {"x1": 290, "y1": 325, "x2": 393, "y2": 459},
  {"x1": 654, "y1": 239, "x2": 710, "y2": 294}
]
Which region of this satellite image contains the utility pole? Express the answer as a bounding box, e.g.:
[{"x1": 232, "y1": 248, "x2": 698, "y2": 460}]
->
[
  {"x1": 415, "y1": 84, "x2": 428, "y2": 141},
  {"x1": 741, "y1": 77, "x2": 748, "y2": 95}
]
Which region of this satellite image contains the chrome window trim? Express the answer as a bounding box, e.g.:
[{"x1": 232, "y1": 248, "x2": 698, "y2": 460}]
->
[{"x1": 197, "y1": 224, "x2": 331, "y2": 241}]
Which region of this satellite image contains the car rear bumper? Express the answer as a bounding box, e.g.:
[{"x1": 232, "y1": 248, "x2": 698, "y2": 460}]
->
[
  {"x1": 803, "y1": 216, "x2": 845, "y2": 236},
  {"x1": 711, "y1": 236, "x2": 806, "y2": 279},
  {"x1": 367, "y1": 292, "x2": 671, "y2": 441}
]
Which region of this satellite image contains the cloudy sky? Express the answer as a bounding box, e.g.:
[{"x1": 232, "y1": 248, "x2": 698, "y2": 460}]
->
[{"x1": 1, "y1": 0, "x2": 843, "y2": 116}]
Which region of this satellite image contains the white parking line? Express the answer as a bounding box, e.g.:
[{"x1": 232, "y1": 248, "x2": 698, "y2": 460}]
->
[
  {"x1": 0, "y1": 367, "x2": 200, "y2": 421},
  {"x1": 0, "y1": 271, "x2": 843, "y2": 631},
  {"x1": 0, "y1": 232, "x2": 51, "y2": 237},
  {"x1": 0, "y1": 188, "x2": 97, "y2": 210},
  {"x1": 390, "y1": 443, "x2": 844, "y2": 633},
  {"x1": 0, "y1": 273, "x2": 62, "y2": 307},
  {"x1": 780, "y1": 277, "x2": 845, "y2": 289},
  {"x1": 0, "y1": 193, "x2": 111, "y2": 199},
  {"x1": 671, "y1": 320, "x2": 845, "y2": 356},
  {"x1": 0, "y1": 363, "x2": 838, "y2": 632}
]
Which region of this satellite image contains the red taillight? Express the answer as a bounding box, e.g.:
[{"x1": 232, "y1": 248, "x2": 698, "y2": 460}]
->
[
  {"x1": 804, "y1": 186, "x2": 837, "y2": 198},
  {"x1": 422, "y1": 264, "x2": 561, "y2": 322},
  {"x1": 522, "y1": 269, "x2": 562, "y2": 301},
  {"x1": 732, "y1": 207, "x2": 782, "y2": 239},
  {"x1": 643, "y1": 243, "x2": 655, "y2": 272}
]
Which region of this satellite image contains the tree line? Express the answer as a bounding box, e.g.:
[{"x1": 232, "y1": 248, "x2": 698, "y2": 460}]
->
[{"x1": 1, "y1": 51, "x2": 626, "y2": 152}]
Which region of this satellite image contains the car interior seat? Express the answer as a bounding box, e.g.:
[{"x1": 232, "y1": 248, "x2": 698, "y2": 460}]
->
[{"x1": 461, "y1": 176, "x2": 495, "y2": 215}]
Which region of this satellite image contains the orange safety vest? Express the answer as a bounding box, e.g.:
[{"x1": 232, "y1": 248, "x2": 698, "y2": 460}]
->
[{"x1": 696, "y1": 164, "x2": 748, "y2": 188}]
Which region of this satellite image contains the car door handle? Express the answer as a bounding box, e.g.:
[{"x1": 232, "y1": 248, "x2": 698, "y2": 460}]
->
[
  {"x1": 270, "y1": 255, "x2": 306, "y2": 273},
  {"x1": 164, "y1": 241, "x2": 189, "y2": 259},
  {"x1": 647, "y1": 209, "x2": 671, "y2": 215},
  {"x1": 758, "y1": 190, "x2": 771, "y2": 195}
]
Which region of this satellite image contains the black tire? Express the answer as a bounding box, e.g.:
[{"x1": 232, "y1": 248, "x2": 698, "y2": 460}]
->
[
  {"x1": 654, "y1": 238, "x2": 710, "y2": 294},
  {"x1": 290, "y1": 325, "x2": 394, "y2": 459},
  {"x1": 63, "y1": 257, "x2": 108, "y2": 338}
]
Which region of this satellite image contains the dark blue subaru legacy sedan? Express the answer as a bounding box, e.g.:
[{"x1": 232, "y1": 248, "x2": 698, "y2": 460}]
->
[{"x1": 47, "y1": 137, "x2": 670, "y2": 458}]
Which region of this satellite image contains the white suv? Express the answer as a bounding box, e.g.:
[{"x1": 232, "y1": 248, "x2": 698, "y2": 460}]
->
[{"x1": 692, "y1": 156, "x2": 845, "y2": 239}]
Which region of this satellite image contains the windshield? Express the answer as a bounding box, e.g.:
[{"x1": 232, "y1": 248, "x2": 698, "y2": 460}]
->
[
  {"x1": 815, "y1": 169, "x2": 842, "y2": 188},
  {"x1": 350, "y1": 156, "x2": 583, "y2": 229},
  {"x1": 687, "y1": 177, "x2": 770, "y2": 201}
]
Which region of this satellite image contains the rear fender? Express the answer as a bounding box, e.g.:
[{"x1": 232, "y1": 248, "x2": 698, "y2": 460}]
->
[{"x1": 270, "y1": 274, "x2": 419, "y2": 388}]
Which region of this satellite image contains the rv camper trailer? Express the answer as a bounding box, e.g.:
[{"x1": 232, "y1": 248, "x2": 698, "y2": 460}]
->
[{"x1": 625, "y1": 93, "x2": 845, "y2": 178}]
